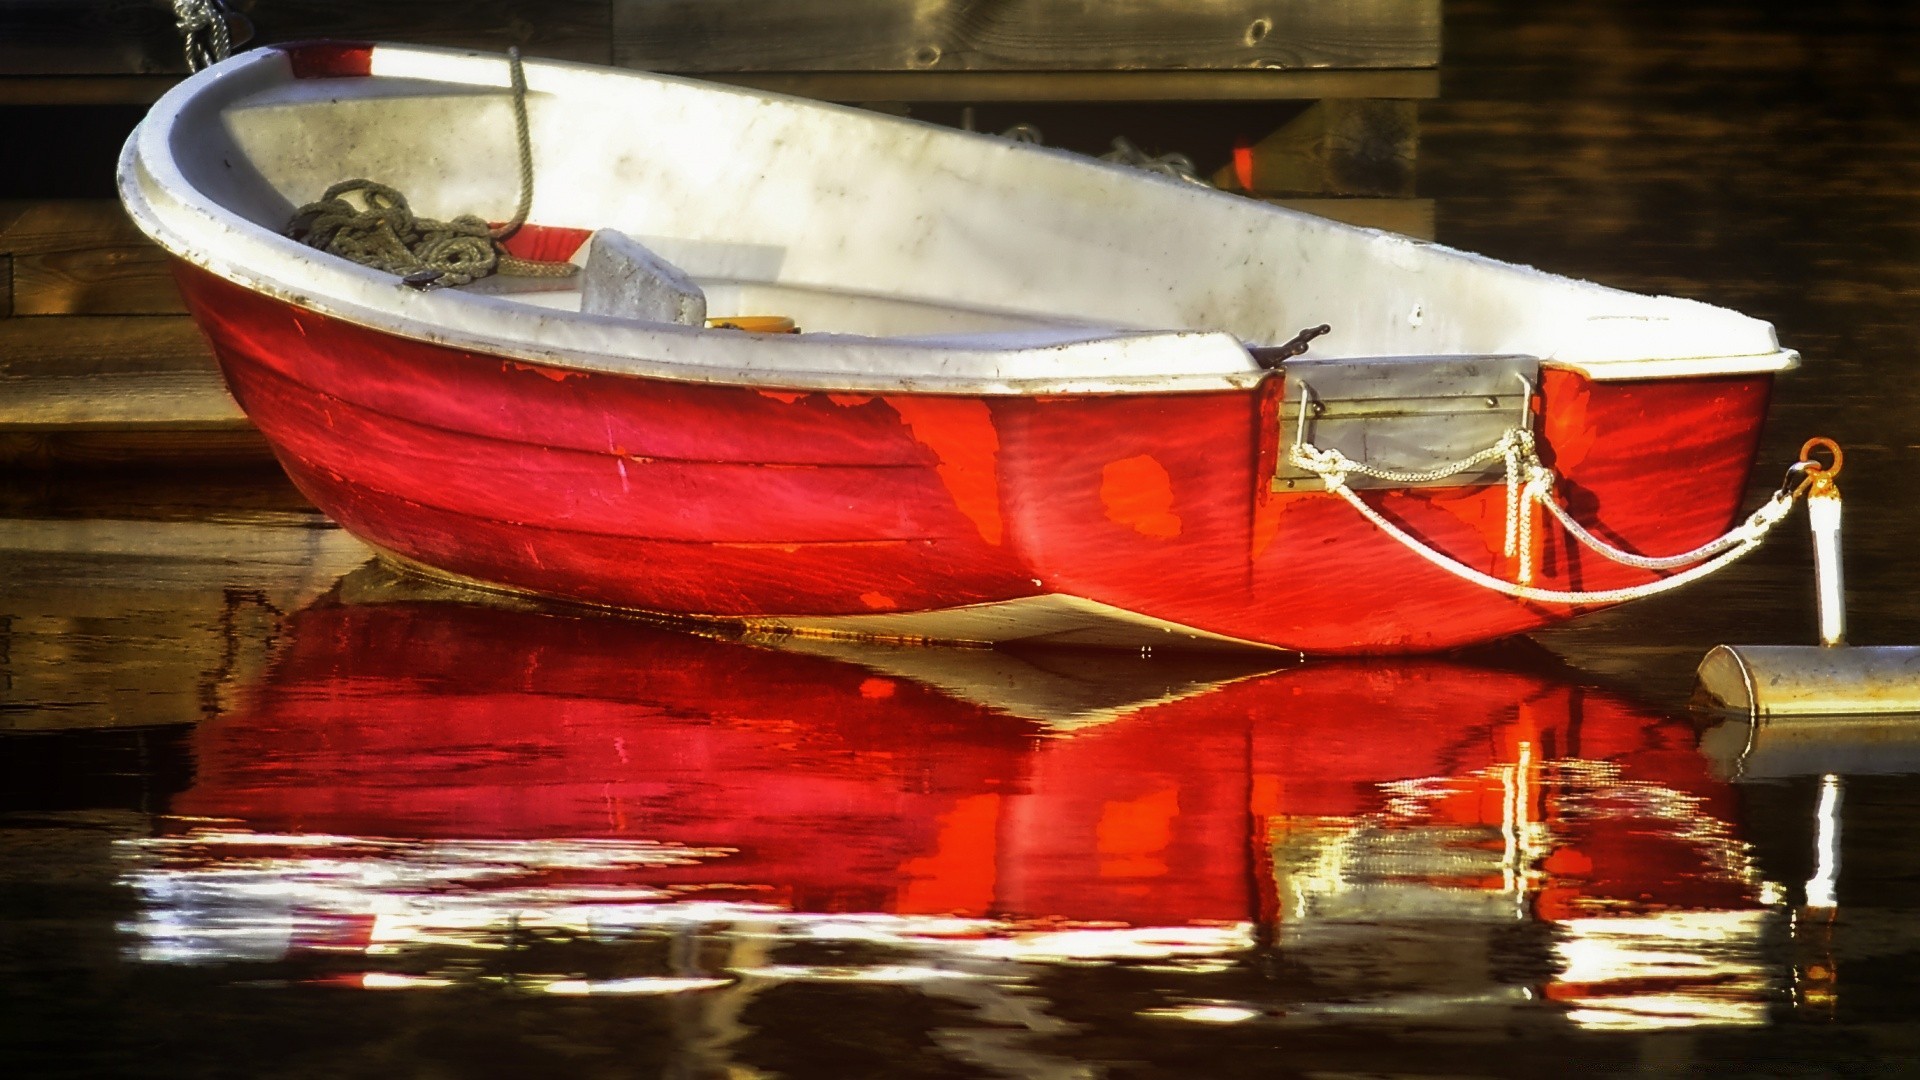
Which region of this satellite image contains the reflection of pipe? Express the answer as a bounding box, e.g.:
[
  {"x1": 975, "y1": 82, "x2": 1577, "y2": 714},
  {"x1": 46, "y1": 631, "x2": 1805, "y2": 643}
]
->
[
  {"x1": 1793, "y1": 907, "x2": 1837, "y2": 1019},
  {"x1": 1697, "y1": 712, "x2": 1920, "y2": 780},
  {"x1": 1805, "y1": 773, "x2": 1842, "y2": 910},
  {"x1": 1793, "y1": 773, "x2": 1842, "y2": 1019}
]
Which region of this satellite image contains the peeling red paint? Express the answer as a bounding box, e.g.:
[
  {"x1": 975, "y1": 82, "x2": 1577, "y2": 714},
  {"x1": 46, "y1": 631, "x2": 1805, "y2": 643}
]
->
[
  {"x1": 1541, "y1": 370, "x2": 1597, "y2": 474},
  {"x1": 1100, "y1": 455, "x2": 1182, "y2": 539},
  {"x1": 505, "y1": 361, "x2": 586, "y2": 383},
  {"x1": 888, "y1": 397, "x2": 1005, "y2": 547}
]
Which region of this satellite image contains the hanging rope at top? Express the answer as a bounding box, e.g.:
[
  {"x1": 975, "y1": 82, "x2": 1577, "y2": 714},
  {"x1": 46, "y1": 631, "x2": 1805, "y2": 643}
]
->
[
  {"x1": 172, "y1": 0, "x2": 233, "y2": 73},
  {"x1": 1284, "y1": 380, "x2": 1807, "y2": 606},
  {"x1": 284, "y1": 49, "x2": 579, "y2": 289}
]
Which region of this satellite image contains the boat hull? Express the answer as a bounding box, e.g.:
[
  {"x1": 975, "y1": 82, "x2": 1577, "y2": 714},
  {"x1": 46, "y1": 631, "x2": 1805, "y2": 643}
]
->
[{"x1": 175, "y1": 260, "x2": 1773, "y2": 653}]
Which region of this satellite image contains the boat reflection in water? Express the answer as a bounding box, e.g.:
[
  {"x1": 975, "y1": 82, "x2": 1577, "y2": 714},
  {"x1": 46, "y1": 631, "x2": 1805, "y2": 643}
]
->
[{"x1": 122, "y1": 574, "x2": 1786, "y2": 1058}]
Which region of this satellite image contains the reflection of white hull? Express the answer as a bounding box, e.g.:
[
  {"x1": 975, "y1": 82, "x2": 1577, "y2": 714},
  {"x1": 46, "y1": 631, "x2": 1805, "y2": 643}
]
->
[
  {"x1": 123, "y1": 768, "x2": 1779, "y2": 1033},
  {"x1": 123, "y1": 829, "x2": 1252, "y2": 974}
]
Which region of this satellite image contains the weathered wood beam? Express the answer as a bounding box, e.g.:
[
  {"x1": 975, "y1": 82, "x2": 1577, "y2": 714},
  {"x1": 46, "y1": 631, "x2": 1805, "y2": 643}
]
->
[
  {"x1": 0, "y1": 0, "x2": 182, "y2": 76},
  {"x1": 0, "y1": 428, "x2": 273, "y2": 466},
  {"x1": 0, "y1": 75, "x2": 178, "y2": 105},
  {"x1": 0, "y1": 201, "x2": 182, "y2": 316},
  {"x1": 0, "y1": 315, "x2": 240, "y2": 429},
  {"x1": 4, "y1": 2, "x2": 1438, "y2": 77},
  {"x1": 1214, "y1": 99, "x2": 1419, "y2": 196},
  {"x1": 705, "y1": 68, "x2": 1439, "y2": 103},
  {"x1": 0, "y1": 0, "x2": 613, "y2": 75},
  {"x1": 614, "y1": 0, "x2": 1439, "y2": 72},
  {"x1": 0, "y1": 67, "x2": 1439, "y2": 109},
  {"x1": 246, "y1": 0, "x2": 615, "y2": 65}
]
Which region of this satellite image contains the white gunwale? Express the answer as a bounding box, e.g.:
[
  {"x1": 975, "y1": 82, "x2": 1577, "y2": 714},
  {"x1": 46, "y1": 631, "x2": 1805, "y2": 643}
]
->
[{"x1": 121, "y1": 43, "x2": 1798, "y2": 396}]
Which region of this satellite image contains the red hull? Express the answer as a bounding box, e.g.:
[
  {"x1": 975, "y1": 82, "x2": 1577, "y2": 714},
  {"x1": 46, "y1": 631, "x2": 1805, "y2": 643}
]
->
[{"x1": 174, "y1": 258, "x2": 1773, "y2": 652}]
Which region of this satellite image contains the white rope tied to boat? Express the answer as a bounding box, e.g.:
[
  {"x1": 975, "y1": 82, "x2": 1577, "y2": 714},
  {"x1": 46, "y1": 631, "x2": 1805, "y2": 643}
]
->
[{"x1": 1286, "y1": 424, "x2": 1799, "y2": 606}]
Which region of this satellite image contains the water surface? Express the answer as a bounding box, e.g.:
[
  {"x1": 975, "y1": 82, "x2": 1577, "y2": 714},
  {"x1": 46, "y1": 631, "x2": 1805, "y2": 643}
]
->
[{"x1": 8, "y1": 1, "x2": 1920, "y2": 1075}]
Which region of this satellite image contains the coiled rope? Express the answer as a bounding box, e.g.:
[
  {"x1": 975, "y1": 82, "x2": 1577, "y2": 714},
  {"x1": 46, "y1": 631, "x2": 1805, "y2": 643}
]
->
[
  {"x1": 284, "y1": 49, "x2": 577, "y2": 289},
  {"x1": 1285, "y1": 389, "x2": 1801, "y2": 606}
]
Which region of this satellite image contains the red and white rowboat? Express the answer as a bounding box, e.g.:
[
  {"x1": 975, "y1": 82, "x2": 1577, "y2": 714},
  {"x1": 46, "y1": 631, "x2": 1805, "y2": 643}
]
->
[{"x1": 119, "y1": 42, "x2": 1798, "y2": 652}]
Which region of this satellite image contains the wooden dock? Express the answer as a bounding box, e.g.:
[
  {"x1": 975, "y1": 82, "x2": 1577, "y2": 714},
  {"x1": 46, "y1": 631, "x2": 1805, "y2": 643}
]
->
[{"x1": 0, "y1": 0, "x2": 1438, "y2": 462}]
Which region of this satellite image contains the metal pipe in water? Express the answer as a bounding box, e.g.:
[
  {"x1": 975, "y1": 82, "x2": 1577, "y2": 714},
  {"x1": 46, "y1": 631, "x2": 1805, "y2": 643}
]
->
[{"x1": 1695, "y1": 437, "x2": 1920, "y2": 717}]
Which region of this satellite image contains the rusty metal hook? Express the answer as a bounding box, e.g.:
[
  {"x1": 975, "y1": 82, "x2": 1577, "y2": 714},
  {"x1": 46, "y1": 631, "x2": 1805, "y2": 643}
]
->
[{"x1": 1250, "y1": 324, "x2": 1332, "y2": 370}]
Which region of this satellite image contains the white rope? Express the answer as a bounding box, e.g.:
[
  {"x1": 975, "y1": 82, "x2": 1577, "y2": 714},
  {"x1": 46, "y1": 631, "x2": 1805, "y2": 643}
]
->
[
  {"x1": 1318, "y1": 483, "x2": 1794, "y2": 606},
  {"x1": 1290, "y1": 428, "x2": 1549, "y2": 574},
  {"x1": 1286, "y1": 425, "x2": 1799, "y2": 605},
  {"x1": 1533, "y1": 483, "x2": 1771, "y2": 570}
]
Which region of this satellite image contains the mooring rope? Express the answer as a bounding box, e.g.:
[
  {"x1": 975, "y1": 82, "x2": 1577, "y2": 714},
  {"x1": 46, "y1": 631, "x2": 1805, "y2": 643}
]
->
[
  {"x1": 171, "y1": 0, "x2": 232, "y2": 73},
  {"x1": 284, "y1": 49, "x2": 576, "y2": 289},
  {"x1": 1286, "y1": 414, "x2": 1801, "y2": 606}
]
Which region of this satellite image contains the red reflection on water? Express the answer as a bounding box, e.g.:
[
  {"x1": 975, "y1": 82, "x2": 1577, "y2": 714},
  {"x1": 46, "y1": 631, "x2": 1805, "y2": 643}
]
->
[{"x1": 165, "y1": 600, "x2": 1758, "y2": 931}]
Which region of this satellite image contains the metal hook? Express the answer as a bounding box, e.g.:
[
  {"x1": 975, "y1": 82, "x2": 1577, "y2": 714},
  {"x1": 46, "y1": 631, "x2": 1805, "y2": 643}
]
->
[
  {"x1": 1250, "y1": 324, "x2": 1332, "y2": 370},
  {"x1": 1293, "y1": 380, "x2": 1317, "y2": 449},
  {"x1": 1515, "y1": 373, "x2": 1535, "y2": 429}
]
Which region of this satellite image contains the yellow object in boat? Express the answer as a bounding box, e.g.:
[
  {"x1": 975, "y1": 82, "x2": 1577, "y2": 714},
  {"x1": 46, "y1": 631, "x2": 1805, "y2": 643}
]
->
[{"x1": 708, "y1": 316, "x2": 799, "y2": 334}]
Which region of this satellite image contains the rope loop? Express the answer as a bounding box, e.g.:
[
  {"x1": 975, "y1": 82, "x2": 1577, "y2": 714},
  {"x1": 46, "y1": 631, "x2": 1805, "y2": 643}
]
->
[{"x1": 1286, "y1": 418, "x2": 1804, "y2": 605}]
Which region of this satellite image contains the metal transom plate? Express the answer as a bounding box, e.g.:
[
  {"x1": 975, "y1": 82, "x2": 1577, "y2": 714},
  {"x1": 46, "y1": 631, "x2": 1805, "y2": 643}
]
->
[{"x1": 1274, "y1": 354, "x2": 1539, "y2": 491}]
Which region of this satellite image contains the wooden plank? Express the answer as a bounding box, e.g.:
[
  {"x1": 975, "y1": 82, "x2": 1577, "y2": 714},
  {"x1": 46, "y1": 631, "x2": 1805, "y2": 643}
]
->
[
  {"x1": 1214, "y1": 99, "x2": 1418, "y2": 196},
  {"x1": 0, "y1": 464, "x2": 308, "y2": 518},
  {"x1": 246, "y1": 0, "x2": 614, "y2": 66},
  {"x1": 0, "y1": 201, "x2": 182, "y2": 316},
  {"x1": 0, "y1": 315, "x2": 243, "y2": 429},
  {"x1": 0, "y1": 0, "x2": 184, "y2": 76},
  {"x1": 703, "y1": 68, "x2": 1438, "y2": 102},
  {"x1": 0, "y1": 67, "x2": 1439, "y2": 109},
  {"x1": 0, "y1": 429, "x2": 272, "y2": 466},
  {"x1": 0, "y1": 75, "x2": 177, "y2": 105},
  {"x1": 1268, "y1": 197, "x2": 1434, "y2": 239},
  {"x1": 0, "y1": 0, "x2": 613, "y2": 75},
  {"x1": 0, "y1": 202, "x2": 31, "y2": 235},
  {"x1": 614, "y1": 0, "x2": 1439, "y2": 72}
]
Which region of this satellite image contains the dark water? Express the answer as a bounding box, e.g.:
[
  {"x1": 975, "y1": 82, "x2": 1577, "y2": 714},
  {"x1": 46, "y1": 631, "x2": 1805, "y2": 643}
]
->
[{"x1": 8, "y1": 1, "x2": 1920, "y2": 1075}]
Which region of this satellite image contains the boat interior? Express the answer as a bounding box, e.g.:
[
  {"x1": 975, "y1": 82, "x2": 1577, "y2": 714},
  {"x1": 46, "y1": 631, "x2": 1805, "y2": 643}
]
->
[{"x1": 127, "y1": 43, "x2": 1792, "y2": 388}]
